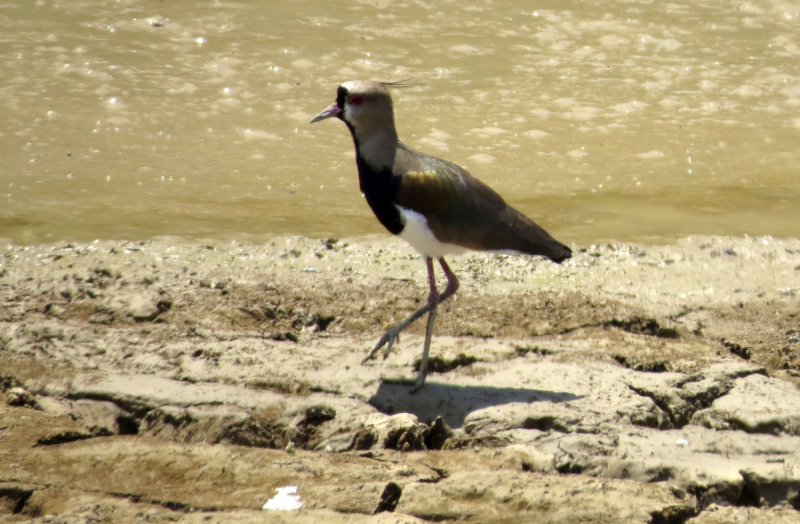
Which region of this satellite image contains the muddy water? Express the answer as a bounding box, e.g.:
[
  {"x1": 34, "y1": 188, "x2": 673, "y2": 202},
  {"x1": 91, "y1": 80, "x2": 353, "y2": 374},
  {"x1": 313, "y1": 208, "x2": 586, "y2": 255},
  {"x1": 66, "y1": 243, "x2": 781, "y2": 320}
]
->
[{"x1": 1, "y1": 0, "x2": 799, "y2": 246}]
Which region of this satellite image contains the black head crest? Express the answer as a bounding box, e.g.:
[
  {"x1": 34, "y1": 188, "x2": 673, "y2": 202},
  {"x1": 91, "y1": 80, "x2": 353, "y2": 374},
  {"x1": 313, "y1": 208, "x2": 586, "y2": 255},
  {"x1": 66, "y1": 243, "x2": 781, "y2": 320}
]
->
[{"x1": 380, "y1": 79, "x2": 424, "y2": 89}]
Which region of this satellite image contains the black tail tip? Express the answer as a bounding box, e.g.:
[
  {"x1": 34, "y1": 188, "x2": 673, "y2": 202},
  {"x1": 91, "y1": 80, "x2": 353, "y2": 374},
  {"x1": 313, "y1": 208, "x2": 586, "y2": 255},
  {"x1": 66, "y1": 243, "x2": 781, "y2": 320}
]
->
[{"x1": 551, "y1": 245, "x2": 572, "y2": 264}]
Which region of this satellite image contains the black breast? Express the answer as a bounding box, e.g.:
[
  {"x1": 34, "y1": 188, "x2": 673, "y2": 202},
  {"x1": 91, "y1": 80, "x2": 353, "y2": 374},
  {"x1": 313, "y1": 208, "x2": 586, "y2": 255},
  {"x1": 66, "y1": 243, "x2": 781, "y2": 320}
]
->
[{"x1": 355, "y1": 154, "x2": 404, "y2": 236}]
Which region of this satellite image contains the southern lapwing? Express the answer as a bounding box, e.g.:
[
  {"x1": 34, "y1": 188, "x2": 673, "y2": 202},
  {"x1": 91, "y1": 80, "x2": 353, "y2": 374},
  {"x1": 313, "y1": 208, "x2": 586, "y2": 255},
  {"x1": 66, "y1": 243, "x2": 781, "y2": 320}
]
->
[{"x1": 311, "y1": 80, "x2": 571, "y2": 392}]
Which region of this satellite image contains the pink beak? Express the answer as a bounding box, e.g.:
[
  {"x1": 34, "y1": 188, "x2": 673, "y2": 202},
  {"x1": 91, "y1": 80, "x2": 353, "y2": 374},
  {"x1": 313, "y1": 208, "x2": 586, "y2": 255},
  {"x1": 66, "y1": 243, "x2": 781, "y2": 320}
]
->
[{"x1": 310, "y1": 102, "x2": 341, "y2": 123}]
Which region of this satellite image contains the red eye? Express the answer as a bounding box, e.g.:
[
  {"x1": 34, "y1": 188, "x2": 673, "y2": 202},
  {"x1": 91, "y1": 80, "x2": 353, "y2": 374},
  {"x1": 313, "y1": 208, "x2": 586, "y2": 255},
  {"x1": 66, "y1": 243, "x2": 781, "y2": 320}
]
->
[{"x1": 349, "y1": 95, "x2": 365, "y2": 105}]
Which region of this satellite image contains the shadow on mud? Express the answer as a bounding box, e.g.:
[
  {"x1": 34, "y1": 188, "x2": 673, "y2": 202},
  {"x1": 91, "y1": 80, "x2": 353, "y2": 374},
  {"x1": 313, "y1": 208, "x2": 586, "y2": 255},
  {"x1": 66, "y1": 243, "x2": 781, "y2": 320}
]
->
[{"x1": 368, "y1": 381, "x2": 583, "y2": 429}]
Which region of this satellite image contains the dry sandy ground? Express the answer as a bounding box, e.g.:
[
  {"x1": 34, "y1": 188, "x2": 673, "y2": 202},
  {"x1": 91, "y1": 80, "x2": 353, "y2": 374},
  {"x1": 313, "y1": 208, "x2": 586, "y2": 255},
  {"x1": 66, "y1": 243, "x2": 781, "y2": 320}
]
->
[{"x1": 1, "y1": 235, "x2": 800, "y2": 523}]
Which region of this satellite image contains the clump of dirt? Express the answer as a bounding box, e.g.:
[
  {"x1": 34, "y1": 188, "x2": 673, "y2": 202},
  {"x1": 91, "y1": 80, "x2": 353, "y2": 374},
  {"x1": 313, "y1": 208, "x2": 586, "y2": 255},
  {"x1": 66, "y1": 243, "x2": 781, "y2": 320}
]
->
[
  {"x1": 413, "y1": 353, "x2": 481, "y2": 373},
  {"x1": 605, "y1": 317, "x2": 680, "y2": 339},
  {"x1": 246, "y1": 378, "x2": 314, "y2": 396},
  {"x1": 226, "y1": 405, "x2": 336, "y2": 450},
  {"x1": 613, "y1": 354, "x2": 670, "y2": 373}
]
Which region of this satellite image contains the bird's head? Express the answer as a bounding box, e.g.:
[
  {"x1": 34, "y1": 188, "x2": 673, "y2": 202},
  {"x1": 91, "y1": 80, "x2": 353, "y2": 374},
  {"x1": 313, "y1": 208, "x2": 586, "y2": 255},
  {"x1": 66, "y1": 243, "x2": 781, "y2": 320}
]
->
[
  {"x1": 311, "y1": 80, "x2": 418, "y2": 169},
  {"x1": 311, "y1": 79, "x2": 421, "y2": 130},
  {"x1": 310, "y1": 80, "x2": 395, "y2": 128}
]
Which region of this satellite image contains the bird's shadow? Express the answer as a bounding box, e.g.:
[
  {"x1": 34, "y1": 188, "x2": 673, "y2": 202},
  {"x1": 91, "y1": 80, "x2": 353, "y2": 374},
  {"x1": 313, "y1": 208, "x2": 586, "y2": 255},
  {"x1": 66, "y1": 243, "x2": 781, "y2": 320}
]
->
[{"x1": 367, "y1": 381, "x2": 584, "y2": 429}]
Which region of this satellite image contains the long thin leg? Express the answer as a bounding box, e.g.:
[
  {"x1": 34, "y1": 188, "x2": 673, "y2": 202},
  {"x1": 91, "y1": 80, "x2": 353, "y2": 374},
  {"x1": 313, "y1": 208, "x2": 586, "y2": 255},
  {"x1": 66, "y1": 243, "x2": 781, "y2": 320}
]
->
[
  {"x1": 411, "y1": 258, "x2": 440, "y2": 392},
  {"x1": 437, "y1": 257, "x2": 459, "y2": 302},
  {"x1": 411, "y1": 257, "x2": 461, "y2": 391},
  {"x1": 363, "y1": 256, "x2": 462, "y2": 392},
  {"x1": 363, "y1": 257, "x2": 433, "y2": 362},
  {"x1": 412, "y1": 302, "x2": 437, "y2": 392},
  {"x1": 363, "y1": 256, "x2": 462, "y2": 364}
]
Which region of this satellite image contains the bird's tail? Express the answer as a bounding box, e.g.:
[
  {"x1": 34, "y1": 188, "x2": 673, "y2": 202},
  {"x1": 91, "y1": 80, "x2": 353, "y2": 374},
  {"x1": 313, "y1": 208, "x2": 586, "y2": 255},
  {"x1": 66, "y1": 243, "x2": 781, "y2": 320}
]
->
[{"x1": 548, "y1": 242, "x2": 572, "y2": 264}]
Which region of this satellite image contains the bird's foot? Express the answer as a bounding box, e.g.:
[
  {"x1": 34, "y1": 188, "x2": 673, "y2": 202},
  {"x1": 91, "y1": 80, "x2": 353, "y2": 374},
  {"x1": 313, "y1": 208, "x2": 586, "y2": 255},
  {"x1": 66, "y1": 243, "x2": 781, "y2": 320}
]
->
[
  {"x1": 411, "y1": 375, "x2": 425, "y2": 394},
  {"x1": 362, "y1": 302, "x2": 432, "y2": 364},
  {"x1": 361, "y1": 325, "x2": 403, "y2": 364}
]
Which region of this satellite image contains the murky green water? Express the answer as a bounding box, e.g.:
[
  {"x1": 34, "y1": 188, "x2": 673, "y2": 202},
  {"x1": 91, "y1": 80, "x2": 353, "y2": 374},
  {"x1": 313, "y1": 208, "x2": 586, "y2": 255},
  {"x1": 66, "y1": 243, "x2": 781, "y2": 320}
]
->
[{"x1": 1, "y1": 0, "x2": 799, "y2": 246}]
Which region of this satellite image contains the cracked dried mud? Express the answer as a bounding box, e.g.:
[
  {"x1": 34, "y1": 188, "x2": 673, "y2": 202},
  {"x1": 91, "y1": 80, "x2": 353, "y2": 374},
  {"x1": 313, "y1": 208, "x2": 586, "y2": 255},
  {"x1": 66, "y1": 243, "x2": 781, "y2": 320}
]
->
[{"x1": 2, "y1": 235, "x2": 800, "y2": 523}]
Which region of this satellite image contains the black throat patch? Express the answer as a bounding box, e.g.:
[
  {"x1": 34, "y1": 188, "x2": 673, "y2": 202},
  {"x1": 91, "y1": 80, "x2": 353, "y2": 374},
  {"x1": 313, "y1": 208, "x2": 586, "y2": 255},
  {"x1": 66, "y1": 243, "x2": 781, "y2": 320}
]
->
[
  {"x1": 353, "y1": 149, "x2": 404, "y2": 236},
  {"x1": 335, "y1": 85, "x2": 348, "y2": 118},
  {"x1": 337, "y1": 84, "x2": 404, "y2": 236}
]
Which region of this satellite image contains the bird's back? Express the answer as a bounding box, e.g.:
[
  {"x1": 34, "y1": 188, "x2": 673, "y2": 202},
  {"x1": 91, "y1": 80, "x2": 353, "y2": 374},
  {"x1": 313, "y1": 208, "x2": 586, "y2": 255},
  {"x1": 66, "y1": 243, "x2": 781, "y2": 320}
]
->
[{"x1": 393, "y1": 144, "x2": 572, "y2": 263}]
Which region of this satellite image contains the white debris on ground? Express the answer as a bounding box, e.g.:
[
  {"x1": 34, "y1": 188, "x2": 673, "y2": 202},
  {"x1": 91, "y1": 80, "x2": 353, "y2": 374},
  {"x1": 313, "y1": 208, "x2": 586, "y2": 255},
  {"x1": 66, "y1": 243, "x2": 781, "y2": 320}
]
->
[{"x1": 262, "y1": 486, "x2": 303, "y2": 511}]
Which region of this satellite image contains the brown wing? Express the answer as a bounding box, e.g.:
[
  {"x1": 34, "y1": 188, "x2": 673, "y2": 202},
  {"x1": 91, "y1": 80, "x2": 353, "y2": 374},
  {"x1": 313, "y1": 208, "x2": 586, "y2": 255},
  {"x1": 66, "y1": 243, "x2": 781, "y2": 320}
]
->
[{"x1": 395, "y1": 144, "x2": 571, "y2": 262}]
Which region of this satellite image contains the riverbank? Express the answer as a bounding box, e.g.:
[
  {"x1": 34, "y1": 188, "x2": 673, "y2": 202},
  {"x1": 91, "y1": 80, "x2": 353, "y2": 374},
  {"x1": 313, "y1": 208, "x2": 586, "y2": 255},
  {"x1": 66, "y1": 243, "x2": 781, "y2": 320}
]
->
[{"x1": 2, "y1": 235, "x2": 799, "y2": 523}]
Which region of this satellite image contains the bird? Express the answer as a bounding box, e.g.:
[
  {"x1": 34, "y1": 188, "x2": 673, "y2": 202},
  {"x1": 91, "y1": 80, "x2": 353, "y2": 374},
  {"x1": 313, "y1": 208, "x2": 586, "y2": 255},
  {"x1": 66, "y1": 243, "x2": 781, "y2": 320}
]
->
[{"x1": 311, "y1": 80, "x2": 571, "y2": 392}]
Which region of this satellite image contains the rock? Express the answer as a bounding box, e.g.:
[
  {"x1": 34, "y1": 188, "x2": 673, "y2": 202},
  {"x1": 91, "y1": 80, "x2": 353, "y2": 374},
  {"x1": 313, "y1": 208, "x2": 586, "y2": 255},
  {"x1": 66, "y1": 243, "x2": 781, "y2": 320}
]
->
[
  {"x1": 349, "y1": 425, "x2": 380, "y2": 451},
  {"x1": 6, "y1": 387, "x2": 38, "y2": 408},
  {"x1": 382, "y1": 413, "x2": 429, "y2": 451},
  {"x1": 373, "y1": 482, "x2": 402, "y2": 514},
  {"x1": 425, "y1": 416, "x2": 454, "y2": 450},
  {"x1": 104, "y1": 289, "x2": 163, "y2": 322},
  {"x1": 357, "y1": 413, "x2": 431, "y2": 451}
]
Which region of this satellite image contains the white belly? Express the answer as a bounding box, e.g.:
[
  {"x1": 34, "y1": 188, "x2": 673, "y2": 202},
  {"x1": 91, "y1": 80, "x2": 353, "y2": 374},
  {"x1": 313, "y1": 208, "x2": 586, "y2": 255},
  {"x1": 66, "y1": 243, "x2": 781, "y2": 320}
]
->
[{"x1": 396, "y1": 206, "x2": 469, "y2": 258}]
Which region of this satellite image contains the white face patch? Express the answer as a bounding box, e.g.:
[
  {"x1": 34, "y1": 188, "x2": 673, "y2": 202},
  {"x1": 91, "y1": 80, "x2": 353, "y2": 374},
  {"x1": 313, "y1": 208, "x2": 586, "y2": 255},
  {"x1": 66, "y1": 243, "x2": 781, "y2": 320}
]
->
[
  {"x1": 339, "y1": 81, "x2": 398, "y2": 171},
  {"x1": 340, "y1": 81, "x2": 363, "y2": 122},
  {"x1": 397, "y1": 206, "x2": 469, "y2": 258},
  {"x1": 341, "y1": 80, "x2": 359, "y2": 92}
]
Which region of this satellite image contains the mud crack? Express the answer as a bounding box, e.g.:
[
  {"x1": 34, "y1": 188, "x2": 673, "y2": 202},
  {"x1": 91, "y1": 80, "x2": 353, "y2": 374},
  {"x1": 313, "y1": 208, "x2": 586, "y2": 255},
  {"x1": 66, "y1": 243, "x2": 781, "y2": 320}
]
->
[
  {"x1": 0, "y1": 484, "x2": 33, "y2": 514},
  {"x1": 628, "y1": 376, "x2": 736, "y2": 429}
]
